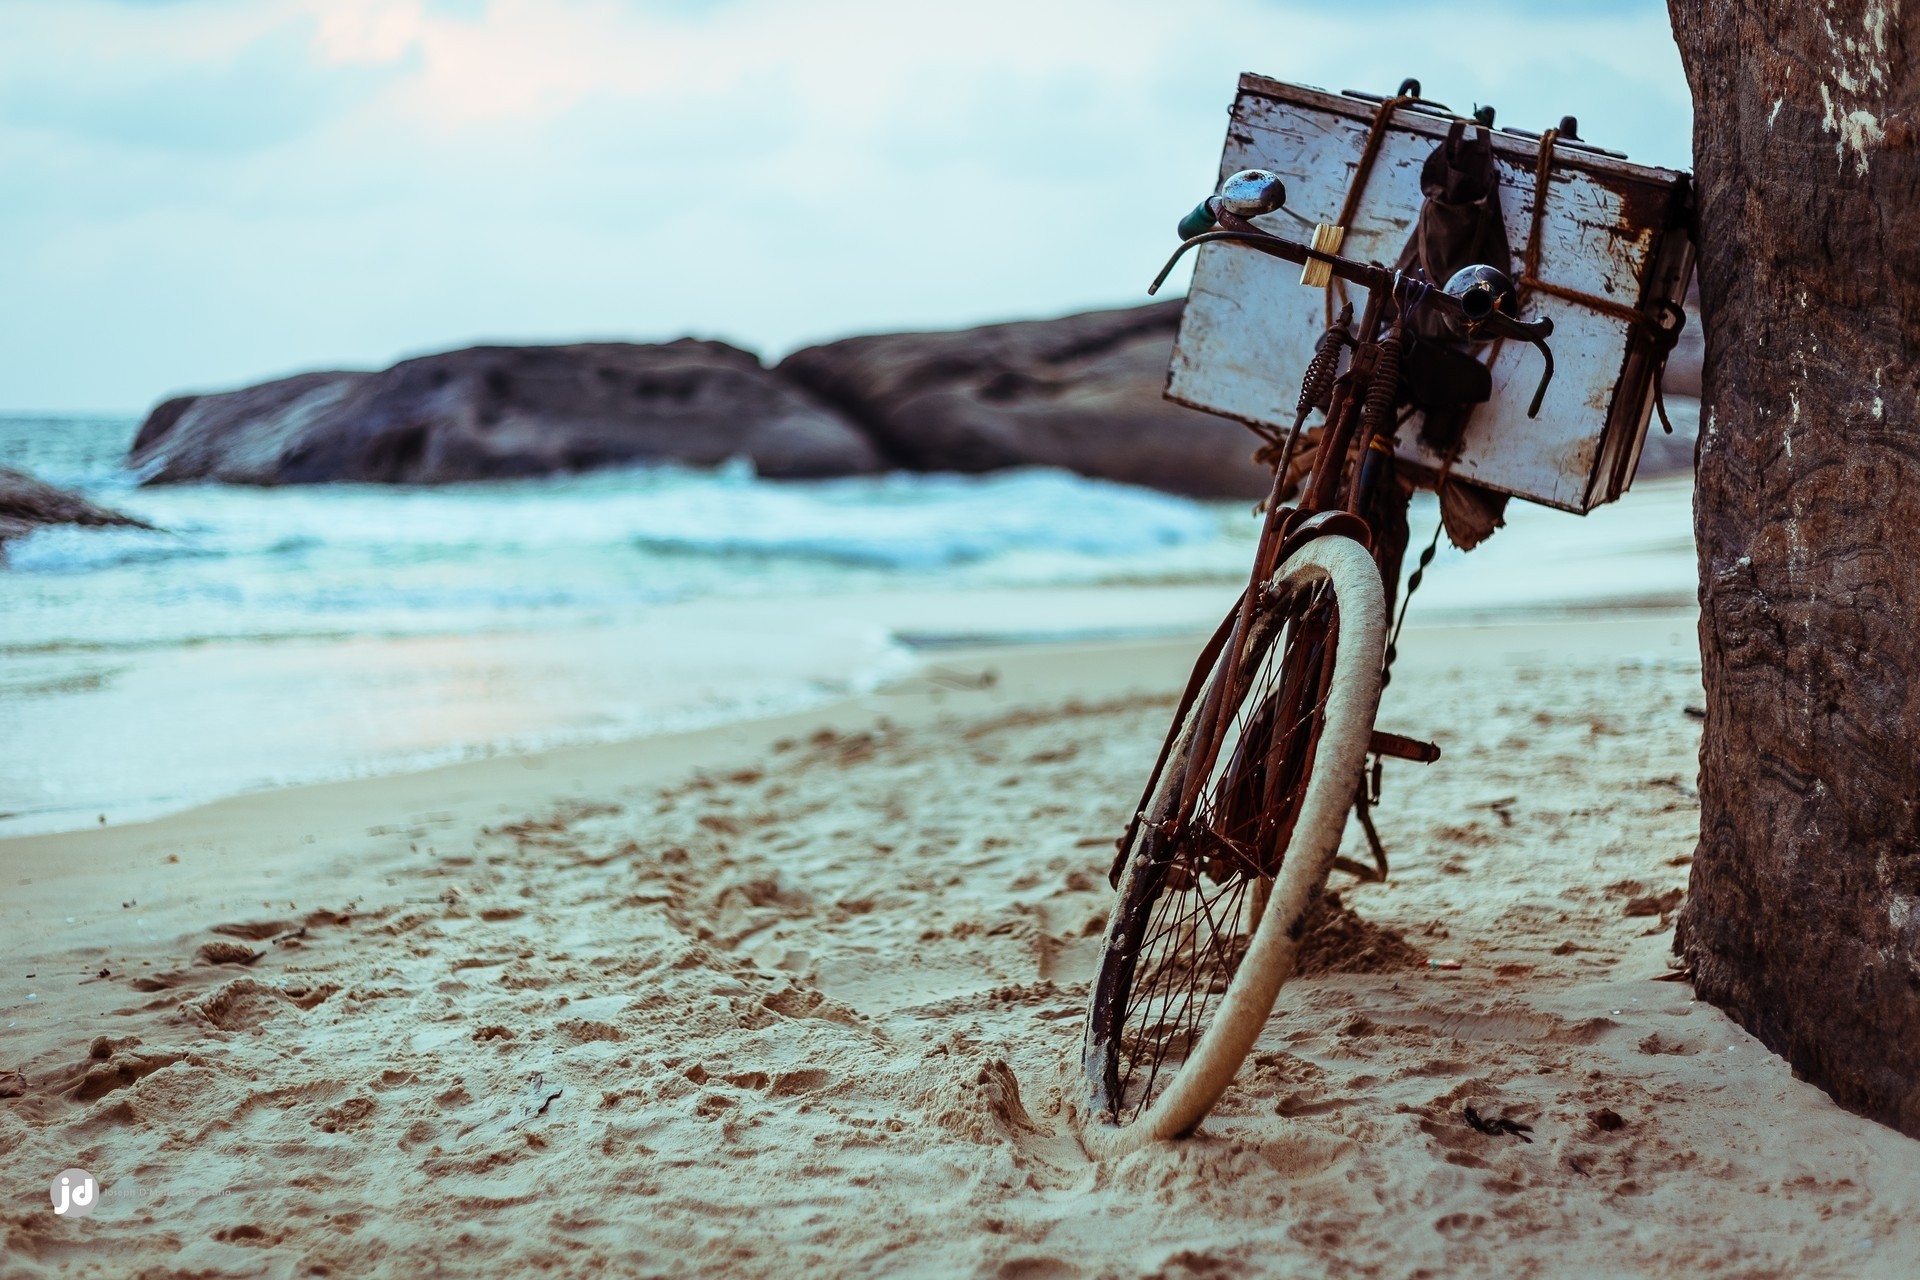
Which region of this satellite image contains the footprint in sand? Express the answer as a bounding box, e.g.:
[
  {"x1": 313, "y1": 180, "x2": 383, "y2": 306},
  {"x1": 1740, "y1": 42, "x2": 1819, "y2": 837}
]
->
[{"x1": 186, "y1": 977, "x2": 336, "y2": 1031}]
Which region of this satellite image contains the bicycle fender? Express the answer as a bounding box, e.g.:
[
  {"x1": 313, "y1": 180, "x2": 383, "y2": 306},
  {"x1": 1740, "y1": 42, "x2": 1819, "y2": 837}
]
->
[{"x1": 1274, "y1": 510, "x2": 1373, "y2": 571}]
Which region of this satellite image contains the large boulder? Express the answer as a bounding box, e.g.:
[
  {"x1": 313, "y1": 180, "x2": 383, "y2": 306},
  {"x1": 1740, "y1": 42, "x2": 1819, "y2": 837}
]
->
[
  {"x1": 130, "y1": 340, "x2": 883, "y2": 485},
  {"x1": 0, "y1": 466, "x2": 154, "y2": 549},
  {"x1": 776, "y1": 301, "x2": 1270, "y2": 499}
]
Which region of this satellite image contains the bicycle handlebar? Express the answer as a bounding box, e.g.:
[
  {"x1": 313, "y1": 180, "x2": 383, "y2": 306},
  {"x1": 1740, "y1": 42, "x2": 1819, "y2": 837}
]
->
[
  {"x1": 1149, "y1": 177, "x2": 1558, "y2": 417},
  {"x1": 1149, "y1": 218, "x2": 1553, "y2": 345}
]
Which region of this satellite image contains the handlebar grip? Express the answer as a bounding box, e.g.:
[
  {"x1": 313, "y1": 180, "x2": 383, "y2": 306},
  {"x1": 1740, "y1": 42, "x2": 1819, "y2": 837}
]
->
[{"x1": 1176, "y1": 200, "x2": 1217, "y2": 242}]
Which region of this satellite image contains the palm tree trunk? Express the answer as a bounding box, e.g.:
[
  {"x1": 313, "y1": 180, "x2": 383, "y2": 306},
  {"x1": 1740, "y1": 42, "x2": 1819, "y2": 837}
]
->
[{"x1": 1672, "y1": 0, "x2": 1920, "y2": 1135}]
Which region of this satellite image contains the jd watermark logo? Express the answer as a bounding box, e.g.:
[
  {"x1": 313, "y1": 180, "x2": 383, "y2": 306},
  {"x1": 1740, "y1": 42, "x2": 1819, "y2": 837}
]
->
[{"x1": 51, "y1": 1169, "x2": 98, "y2": 1218}]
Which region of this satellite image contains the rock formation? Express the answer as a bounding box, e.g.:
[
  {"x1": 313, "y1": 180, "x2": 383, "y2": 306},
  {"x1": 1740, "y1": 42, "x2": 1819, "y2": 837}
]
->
[
  {"x1": 130, "y1": 341, "x2": 882, "y2": 485},
  {"x1": 777, "y1": 301, "x2": 1269, "y2": 499},
  {"x1": 0, "y1": 466, "x2": 154, "y2": 549},
  {"x1": 127, "y1": 298, "x2": 1684, "y2": 499}
]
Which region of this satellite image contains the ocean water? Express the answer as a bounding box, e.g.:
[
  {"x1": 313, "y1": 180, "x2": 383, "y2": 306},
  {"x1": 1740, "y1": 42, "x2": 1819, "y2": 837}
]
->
[
  {"x1": 2, "y1": 415, "x2": 1261, "y2": 650},
  {"x1": 0, "y1": 413, "x2": 1696, "y2": 835},
  {"x1": 0, "y1": 415, "x2": 1265, "y2": 833}
]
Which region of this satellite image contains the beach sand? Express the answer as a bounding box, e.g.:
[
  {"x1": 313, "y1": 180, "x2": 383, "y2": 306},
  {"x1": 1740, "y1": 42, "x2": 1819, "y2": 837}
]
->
[{"x1": 4, "y1": 611, "x2": 1916, "y2": 1277}]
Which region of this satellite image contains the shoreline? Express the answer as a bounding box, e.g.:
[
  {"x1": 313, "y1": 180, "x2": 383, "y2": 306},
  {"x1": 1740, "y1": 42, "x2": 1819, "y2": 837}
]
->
[
  {"x1": 0, "y1": 632, "x2": 1204, "y2": 957},
  {"x1": 1, "y1": 578, "x2": 1701, "y2": 843},
  {"x1": 0, "y1": 582, "x2": 1243, "y2": 839},
  {"x1": 0, "y1": 604, "x2": 1702, "y2": 899},
  {"x1": 0, "y1": 469, "x2": 1697, "y2": 839}
]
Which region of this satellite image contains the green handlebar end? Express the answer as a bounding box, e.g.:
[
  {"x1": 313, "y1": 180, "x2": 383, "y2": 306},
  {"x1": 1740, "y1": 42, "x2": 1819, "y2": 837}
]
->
[{"x1": 1177, "y1": 200, "x2": 1216, "y2": 242}]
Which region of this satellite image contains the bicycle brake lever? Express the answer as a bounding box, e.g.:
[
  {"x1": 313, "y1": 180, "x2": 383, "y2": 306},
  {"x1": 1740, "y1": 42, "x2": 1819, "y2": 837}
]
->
[
  {"x1": 1520, "y1": 332, "x2": 1554, "y2": 418},
  {"x1": 1455, "y1": 315, "x2": 1554, "y2": 418},
  {"x1": 1467, "y1": 313, "x2": 1555, "y2": 417}
]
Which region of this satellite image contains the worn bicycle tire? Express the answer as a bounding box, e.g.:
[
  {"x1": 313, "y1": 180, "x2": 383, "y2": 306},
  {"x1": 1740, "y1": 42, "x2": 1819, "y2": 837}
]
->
[{"x1": 1080, "y1": 534, "x2": 1386, "y2": 1156}]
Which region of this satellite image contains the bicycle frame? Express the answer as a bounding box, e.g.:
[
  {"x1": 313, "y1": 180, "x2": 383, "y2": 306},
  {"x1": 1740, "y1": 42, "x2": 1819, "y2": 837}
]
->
[
  {"x1": 1083, "y1": 166, "x2": 1562, "y2": 1139},
  {"x1": 1110, "y1": 212, "x2": 1555, "y2": 890}
]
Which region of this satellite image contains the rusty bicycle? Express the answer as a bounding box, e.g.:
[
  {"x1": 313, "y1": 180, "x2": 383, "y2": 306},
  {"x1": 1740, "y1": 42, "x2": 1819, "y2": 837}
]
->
[{"x1": 1077, "y1": 167, "x2": 1556, "y2": 1155}]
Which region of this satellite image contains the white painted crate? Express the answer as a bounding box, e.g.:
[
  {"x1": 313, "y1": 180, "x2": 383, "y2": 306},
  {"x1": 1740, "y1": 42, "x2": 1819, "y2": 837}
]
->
[{"x1": 1168, "y1": 75, "x2": 1695, "y2": 513}]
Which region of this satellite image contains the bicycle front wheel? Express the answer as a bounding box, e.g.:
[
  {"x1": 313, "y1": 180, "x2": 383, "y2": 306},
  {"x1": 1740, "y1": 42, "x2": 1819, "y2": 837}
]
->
[{"x1": 1080, "y1": 534, "x2": 1386, "y2": 1155}]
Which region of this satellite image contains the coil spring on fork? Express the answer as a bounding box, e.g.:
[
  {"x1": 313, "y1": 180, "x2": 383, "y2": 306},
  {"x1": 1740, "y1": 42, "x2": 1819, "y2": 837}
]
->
[
  {"x1": 1359, "y1": 322, "x2": 1403, "y2": 443},
  {"x1": 1296, "y1": 307, "x2": 1353, "y2": 417}
]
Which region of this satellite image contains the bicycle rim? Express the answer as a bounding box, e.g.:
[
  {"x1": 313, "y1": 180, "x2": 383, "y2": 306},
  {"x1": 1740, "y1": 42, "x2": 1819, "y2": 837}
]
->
[{"x1": 1082, "y1": 535, "x2": 1386, "y2": 1154}]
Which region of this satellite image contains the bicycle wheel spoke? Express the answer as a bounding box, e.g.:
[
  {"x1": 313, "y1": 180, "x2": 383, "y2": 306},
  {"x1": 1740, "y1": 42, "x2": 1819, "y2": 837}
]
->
[
  {"x1": 1132, "y1": 864, "x2": 1255, "y2": 1103},
  {"x1": 1126, "y1": 879, "x2": 1207, "y2": 1086},
  {"x1": 1120, "y1": 876, "x2": 1202, "y2": 1100}
]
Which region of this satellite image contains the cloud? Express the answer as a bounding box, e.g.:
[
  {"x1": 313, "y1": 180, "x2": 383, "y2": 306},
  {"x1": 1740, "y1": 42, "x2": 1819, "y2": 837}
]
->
[
  {"x1": 0, "y1": 0, "x2": 1692, "y2": 411},
  {"x1": 0, "y1": 19, "x2": 414, "y2": 154}
]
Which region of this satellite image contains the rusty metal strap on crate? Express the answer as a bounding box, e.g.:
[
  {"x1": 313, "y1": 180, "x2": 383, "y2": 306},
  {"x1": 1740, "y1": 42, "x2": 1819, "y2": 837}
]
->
[
  {"x1": 1337, "y1": 94, "x2": 1420, "y2": 230},
  {"x1": 1518, "y1": 128, "x2": 1685, "y2": 433},
  {"x1": 1323, "y1": 93, "x2": 1421, "y2": 324},
  {"x1": 1517, "y1": 127, "x2": 1560, "y2": 302}
]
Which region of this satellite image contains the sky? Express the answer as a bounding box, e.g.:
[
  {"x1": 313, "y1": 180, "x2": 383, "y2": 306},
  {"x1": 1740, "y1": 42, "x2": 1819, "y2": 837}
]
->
[{"x1": 0, "y1": 0, "x2": 1690, "y2": 412}]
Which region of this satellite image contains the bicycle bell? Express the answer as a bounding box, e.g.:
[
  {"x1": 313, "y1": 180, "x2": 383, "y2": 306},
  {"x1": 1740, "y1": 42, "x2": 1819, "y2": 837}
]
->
[
  {"x1": 1216, "y1": 169, "x2": 1287, "y2": 217},
  {"x1": 1443, "y1": 264, "x2": 1520, "y2": 322}
]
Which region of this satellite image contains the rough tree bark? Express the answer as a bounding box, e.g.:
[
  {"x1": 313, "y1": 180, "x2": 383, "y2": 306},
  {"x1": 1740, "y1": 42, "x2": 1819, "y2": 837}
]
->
[{"x1": 1671, "y1": 2, "x2": 1920, "y2": 1134}]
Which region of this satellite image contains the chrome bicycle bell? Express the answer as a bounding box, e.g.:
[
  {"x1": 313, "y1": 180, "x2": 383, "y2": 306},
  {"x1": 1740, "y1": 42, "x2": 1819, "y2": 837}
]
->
[{"x1": 1216, "y1": 169, "x2": 1287, "y2": 218}]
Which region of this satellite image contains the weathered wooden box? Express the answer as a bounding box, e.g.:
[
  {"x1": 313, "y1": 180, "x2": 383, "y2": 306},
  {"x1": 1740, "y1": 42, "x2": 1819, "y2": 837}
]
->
[{"x1": 1168, "y1": 75, "x2": 1695, "y2": 513}]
